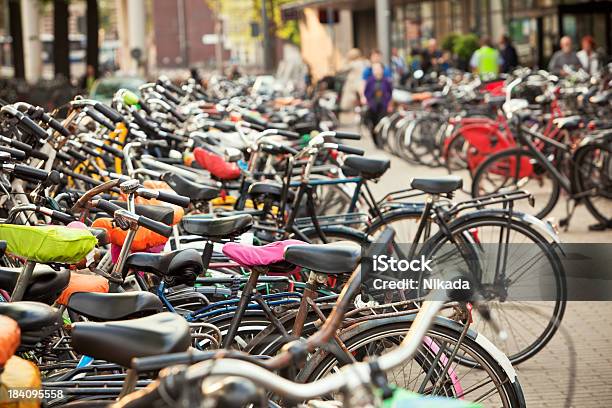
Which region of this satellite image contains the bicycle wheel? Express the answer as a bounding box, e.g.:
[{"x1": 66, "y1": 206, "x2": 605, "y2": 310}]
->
[
  {"x1": 303, "y1": 320, "x2": 524, "y2": 407},
  {"x1": 419, "y1": 213, "x2": 566, "y2": 365},
  {"x1": 471, "y1": 147, "x2": 561, "y2": 219},
  {"x1": 367, "y1": 206, "x2": 439, "y2": 244},
  {"x1": 443, "y1": 132, "x2": 470, "y2": 172},
  {"x1": 573, "y1": 140, "x2": 612, "y2": 225},
  {"x1": 408, "y1": 114, "x2": 445, "y2": 167}
]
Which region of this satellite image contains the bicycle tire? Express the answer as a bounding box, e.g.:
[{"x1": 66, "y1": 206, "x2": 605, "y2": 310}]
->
[
  {"x1": 471, "y1": 147, "x2": 561, "y2": 219},
  {"x1": 419, "y1": 213, "x2": 566, "y2": 365},
  {"x1": 302, "y1": 319, "x2": 525, "y2": 407},
  {"x1": 573, "y1": 140, "x2": 612, "y2": 225}
]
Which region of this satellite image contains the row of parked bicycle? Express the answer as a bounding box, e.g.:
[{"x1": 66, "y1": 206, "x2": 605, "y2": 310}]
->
[
  {"x1": 0, "y1": 71, "x2": 587, "y2": 407},
  {"x1": 370, "y1": 67, "x2": 611, "y2": 230}
]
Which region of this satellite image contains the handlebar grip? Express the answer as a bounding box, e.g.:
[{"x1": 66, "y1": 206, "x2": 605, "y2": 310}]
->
[
  {"x1": 96, "y1": 199, "x2": 124, "y2": 216},
  {"x1": 333, "y1": 131, "x2": 361, "y2": 140},
  {"x1": 20, "y1": 115, "x2": 49, "y2": 139},
  {"x1": 51, "y1": 210, "x2": 75, "y2": 225},
  {"x1": 276, "y1": 129, "x2": 300, "y2": 139},
  {"x1": 47, "y1": 117, "x2": 72, "y2": 137},
  {"x1": 0, "y1": 136, "x2": 47, "y2": 160},
  {"x1": 94, "y1": 103, "x2": 124, "y2": 124},
  {"x1": 243, "y1": 114, "x2": 268, "y2": 128},
  {"x1": 0, "y1": 146, "x2": 26, "y2": 160},
  {"x1": 159, "y1": 79, "x2": 187, "y2": 97},
  {"x1": 336, "y1": 145, "x2": 365, "y2": 156},
  {"x1": 13, "y1": 164, "x2": 49, "y2": 181},
  {"x1": 82, "y1": 137, "x2": 124, "y2": 158},
  {"x1": 282, "y1": 145, "x2": 299, "y2": 155},
  {"x1": 138, "y1": 215, "x2": 173, "y2": 237},
  {"x1": 157, "y1": 129, "x2": 184, "y2": 143},
  {"x1": 170, "y1": 108, "x2": 187, "y2": 123},
  {"x1": 155, "y1": 191, "x2": 191, "y2": 208},
  {"x1": 85, "y1": 109, "x2": 115, "y2": 129},
  {"x1": 96, "y1": 141, "x2": 124, "y2": 159},
  {"x1": 211, "y1": 121, "x2": 236, "y2": 132}
]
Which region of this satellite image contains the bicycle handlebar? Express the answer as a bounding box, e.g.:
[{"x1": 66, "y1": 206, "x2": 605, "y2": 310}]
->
[
  {"x1": 136, "y1": 188, "x2": 191, "y2": 208},
  {"x1": 95, "y1": 199, "x2": 173, "y2": 237}
]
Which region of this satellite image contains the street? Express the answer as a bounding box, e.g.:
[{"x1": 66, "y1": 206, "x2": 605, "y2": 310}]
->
[{"x1": 345, "y1": 123, "x2": 612, "y2": 407}]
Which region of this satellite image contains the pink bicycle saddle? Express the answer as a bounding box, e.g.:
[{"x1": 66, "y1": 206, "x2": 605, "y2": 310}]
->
[{"x1": 222, "y1": 240, "x2": 306, "y2": 268}]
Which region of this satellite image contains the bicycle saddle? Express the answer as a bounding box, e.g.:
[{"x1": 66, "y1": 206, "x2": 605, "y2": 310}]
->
[
  {"x1": 161, "y1": 172, "x2": 220, "y2": 202},
  {"x1": 0, "y1": 301, "x2": 61, "y2": 347},
  {"x1": 87, "y1": 227, "x2": 109, "y2": 246},
  {"x1": 124, "y1": 248, "x2": 203, "y2": 285},
  {"x1": 67, "y1": 291, "x2": 163, "y2": 321},
  {"x1": 554, "y1": 116, "x2": 581, "y2": 130},
  {"x1": 343, "y1": 156, "x2": 391, "y2": 179},
  {"x1": 0, "y1": 266, "x2": 70, "y2": 305},
  {"x1": 411, "y1": 176, "x2": 463, "y2": 194},
  {"x1": 181, "y1": 214, "x2": 253, "y2": 240},
  {"x1": 248, "y1": 181, "x2": 295, "y2": 201},
  {"x1": 222, "y1": 240, "x2": 304, "y2": 273},
  {"x1": 284, "y1": 242, "x2": 361, "y2": 274},
  {"x1": 109, "y1": 200, "x2": 174, "y2": 225},
  {"x1": 71, "y1": 312, "x2": 191, "y2": 368}
]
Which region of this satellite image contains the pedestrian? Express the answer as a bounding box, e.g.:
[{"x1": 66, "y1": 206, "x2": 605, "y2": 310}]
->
[
  {"x1": 548, "y1": 36, "x2": 581, "y2": 76},
  {"x1": 391, "y1": 47, "x2": 408, "y2": 83},
  {"x1": 470, "y1": 36, "x2": 503, "y2": 80},
  {"x1": 499, "y1": 34, "x2": 519, "y2": 73},
  {"x1": 577, "y1": 35, "x2": 602, "y2": 76},
  {"x1": 228, "y1": 64, "x2": 242, "y2": 80},
  {"x1": 362, "y1": 49, "x2": 392, "y2": 81},
  {"x1": 79, "y1": 64, "x2": 96, "y2": 94},
  {"x1": 364, "y1": 62, "x2": 393, "y2": 148},
  {"x1": 420, "y1": 38, "x2": 444, "y2": 73},
  {"x1": 340, "y1": 48, "x2": 367, "y2": 115}
]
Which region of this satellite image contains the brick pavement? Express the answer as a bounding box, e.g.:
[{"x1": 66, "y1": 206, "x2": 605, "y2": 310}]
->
[{"x1": 345, "y1": 126, "x2": 612, "y2": 407}]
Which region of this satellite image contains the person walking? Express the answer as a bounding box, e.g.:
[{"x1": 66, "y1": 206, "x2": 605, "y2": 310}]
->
[
  {"x1": 470, "y1": 37, "x2": 503, "y2": 79},
  {"x1": 364, "y1": 62, "x2": 392, "y2": 148},
  {"x1": 340, "y1": 48, "x2": 367, "y2": 117},
  {"x1": 499, "y1": 34, "x2": 519, "y2": 73},
  {"x1": 577, "y1": 35, "x2": 602, "y2": 76},
  {"x1": 391, "y1": 47, "x2": 408, "y2": 84},
  {"x1": 362, "y1": 49, "x2": 392, "y2": 81},
  {"x1": 548, "y1": 36, "x2": 581, "y2": 76},
  {"x1": 420, "y1": 38, "x2": 444, "y2": 73}
]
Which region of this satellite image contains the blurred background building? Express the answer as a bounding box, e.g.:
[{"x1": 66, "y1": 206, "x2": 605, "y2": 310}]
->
[
  {"x1": 0, "y1": 0, "x2": 608, "y2": 93},
  {"x1": 284, "y1": 0, "x2": 612, "y2": 79}
]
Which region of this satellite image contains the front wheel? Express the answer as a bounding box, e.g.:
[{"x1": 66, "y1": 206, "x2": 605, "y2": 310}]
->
[
  {"x1": 303, "y1": 320, "x2": 525, "y2": 407},
  {"x1": 471, "y1": 147, "x2": 561, "y2": 219}
]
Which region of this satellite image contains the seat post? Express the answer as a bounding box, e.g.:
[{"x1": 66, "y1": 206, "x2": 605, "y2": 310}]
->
[
  {"x1": 10, "y1": 260, "x2": 36, "y2": 301},
  {"x1": 292, "y1": 270, "x2": 321, "y2": 338},
  {"x1": 221, "y1": 265, "x2": 265, "y2": 348}
]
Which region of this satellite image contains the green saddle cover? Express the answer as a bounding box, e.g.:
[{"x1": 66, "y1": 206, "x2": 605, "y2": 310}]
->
[
  {"x1": 383, "y1": 387, "x2": 482, "y2": 408},
  {"x1": 0, "y1": 224, "x2": 97, "y2": 264}
]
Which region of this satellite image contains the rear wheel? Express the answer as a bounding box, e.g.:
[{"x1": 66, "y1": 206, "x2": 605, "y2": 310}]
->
[
  {"x1": 573, "y1": 140, "x2": 612, "y2": 225},
  {"x1": 471, "y1": 147, "x2": 561, "y2": 219}
]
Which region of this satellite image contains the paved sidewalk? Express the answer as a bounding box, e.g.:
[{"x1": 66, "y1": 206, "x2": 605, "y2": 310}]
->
[{"x1": 345, "y1": 125, "x2": 612, "y2": 407}]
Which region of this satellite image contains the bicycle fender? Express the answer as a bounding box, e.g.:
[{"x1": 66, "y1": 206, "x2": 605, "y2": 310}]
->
[
  {"x1": 344, "y1": 314, "x2": 522, "y2": 388},
  {"x1": 300, "y1": 225, "x2": 371, "y2": 244},
  {"x1": 472, "y1": 331, "x2": 518, "y2": 384},
  {"x1": 445, "y1": 209, "x2": 562, "y2": 247}
]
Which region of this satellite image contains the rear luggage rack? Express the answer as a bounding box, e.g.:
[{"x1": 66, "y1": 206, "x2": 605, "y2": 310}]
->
[
  {"x1": 445, "y1": 190, "x2": 533, "y2": 217},
  {"x1": 294, "y1": 212, "x2": 368, "y2": 228}
]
